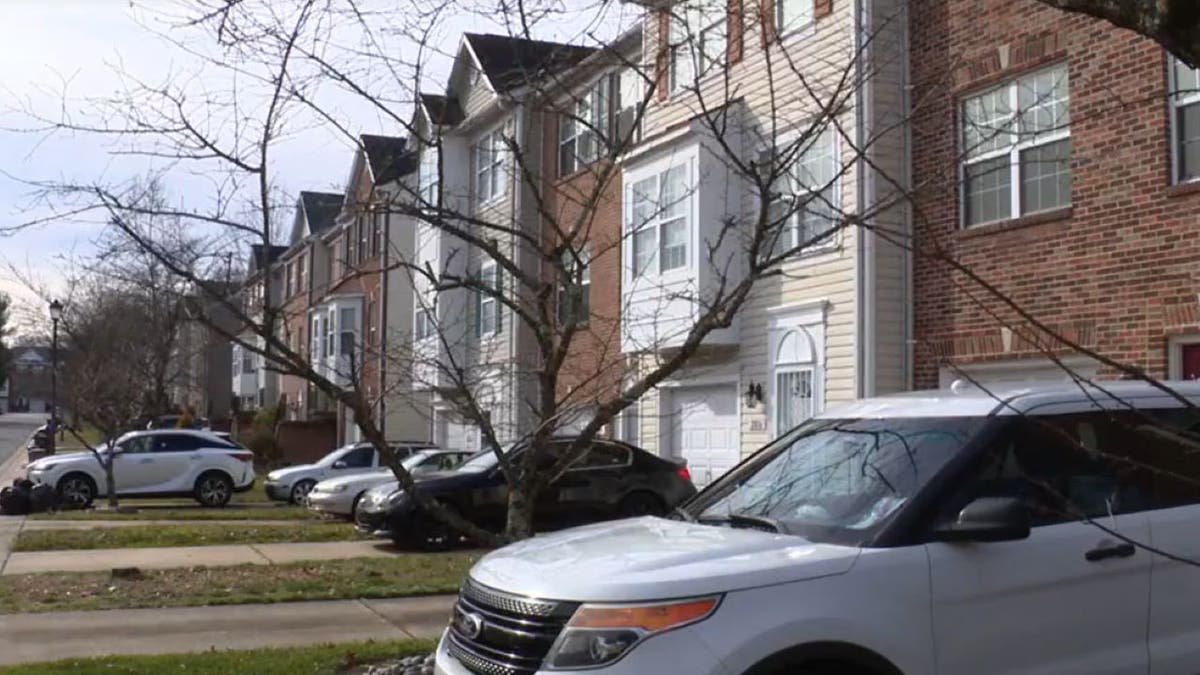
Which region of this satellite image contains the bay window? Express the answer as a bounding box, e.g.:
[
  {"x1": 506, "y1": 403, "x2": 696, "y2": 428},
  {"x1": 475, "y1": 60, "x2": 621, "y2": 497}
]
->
[
  {"x1": 961, "y1": 63, "x2": 1071, "y2": 226},
  {"x1": 1171, "y1": 56, "x2": 1200, "y2": 184},
  {"x1": 419, "y1": 145, "x2": 440, "y2": 205},
  {"x1": 475, "y1": 129, "x2": 507, "y2": 204},
  {"x1": 628, "y1": 164, "x2": 690, "y2": 277}
]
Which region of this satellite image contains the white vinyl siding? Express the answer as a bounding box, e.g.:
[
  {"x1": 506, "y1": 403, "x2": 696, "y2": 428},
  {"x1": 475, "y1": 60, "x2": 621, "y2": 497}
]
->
[{"x1": 961, "y1": 63, "x2": 1071, "y2": 227}]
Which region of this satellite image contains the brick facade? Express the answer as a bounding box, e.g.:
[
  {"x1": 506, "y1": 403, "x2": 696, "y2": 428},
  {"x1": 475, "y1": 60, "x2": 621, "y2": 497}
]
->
[{"x1": 909, "y1": 0, "x2": 1200, "y2": 387}]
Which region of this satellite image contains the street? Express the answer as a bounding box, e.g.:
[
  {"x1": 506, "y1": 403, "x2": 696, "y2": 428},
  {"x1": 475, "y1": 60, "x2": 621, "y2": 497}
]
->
[{"x1": 0, "y1": 412, "x2": 39, "y2": 473}]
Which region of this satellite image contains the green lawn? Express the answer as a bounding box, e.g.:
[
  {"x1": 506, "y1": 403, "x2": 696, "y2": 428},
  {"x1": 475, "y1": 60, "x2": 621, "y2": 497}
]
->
[
  {"x1": 0, "y1": 639, "x2": 436, "y2": 674},
  {"x1": 13, "y1": 522, "x2": 365, "y2": 551},
  {"x1": 0, "y1": 554, "x2": 475, "y2": 614},
  {"x1": 29, "y1": 503, "x2": 322, "y2": 522}
]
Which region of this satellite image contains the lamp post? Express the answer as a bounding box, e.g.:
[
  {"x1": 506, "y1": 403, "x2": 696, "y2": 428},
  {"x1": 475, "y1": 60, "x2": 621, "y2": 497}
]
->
[{"x1": 48, "y1": 299, "x2": 62, "y2": 456}]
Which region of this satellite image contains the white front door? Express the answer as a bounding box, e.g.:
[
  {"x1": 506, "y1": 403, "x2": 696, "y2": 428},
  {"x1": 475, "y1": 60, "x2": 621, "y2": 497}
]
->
[
  {"x1": 928, "y1": 414, "x2": 1151, "y2": 675},
  {"x1": 667, "y1": 384, "x2": 739, "y2": 489}
]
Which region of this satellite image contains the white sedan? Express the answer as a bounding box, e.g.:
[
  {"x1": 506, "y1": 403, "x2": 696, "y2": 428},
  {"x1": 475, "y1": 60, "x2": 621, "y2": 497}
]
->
[
  {"x1": 307, "y1": 450, "x2": 470, "y2": 518},
  {"x1": 262, "y1": 441, "x2": 436, "y2": 505},
  {"x1": 25, "y1": 429, "x2": 256, "y2": 507}
]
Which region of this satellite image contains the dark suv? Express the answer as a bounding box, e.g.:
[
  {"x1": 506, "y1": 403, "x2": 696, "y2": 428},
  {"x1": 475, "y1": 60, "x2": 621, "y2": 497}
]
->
[{"x1": 355, "y1": 438, "x2": 696, "y2": 548}]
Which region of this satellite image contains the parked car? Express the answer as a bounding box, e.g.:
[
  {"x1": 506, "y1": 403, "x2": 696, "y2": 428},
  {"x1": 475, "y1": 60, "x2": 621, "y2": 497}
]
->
[
  {"x1": 431, "y1": 381, "x2": 1200, "y2": 675},
  {"x1": 263, "y1": 441, "x2": 436, "y2": 505},
  {"x1": 25, "y1": 429, "x2": 255, "y2": 507},
  {"x1": 307, "y1": 450, "x2": 471, "y2": 518},
  {"x1": 356, "y1": 438, "x2": 695, "y2": 549},
  {"x1": 146, "y1": 415, "x2": 210, "y2": 430}
]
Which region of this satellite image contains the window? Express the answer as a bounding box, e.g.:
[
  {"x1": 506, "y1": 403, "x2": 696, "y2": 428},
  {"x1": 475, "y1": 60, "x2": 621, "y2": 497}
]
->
[
  {"x1": 419, "y1": 146, "x2": 440, "y2": 205},
  {"x1": 1170, "y1": 57, "x2": 1200, "y2": 183},
  {"x1": 777, "y1": 0, "x2": 813, "y2": 33},
  {"x1": 298, "y1": 253, "x2": 306, "y2": 293},
  {"x1": 154, "y1": 434, "x2": 202, "y2": 453},
  {"x1": 616, "y1": 68, "x2": 644, "y2": 146},
  {"x1": 628, "y1": 164, "x2": 690, "y2": 277},
  {"x1": 323, "y1": 312, "x2": 333, "y2": 360},
  {"x1": 765, "y1": 128, "x2": 840, "y2": 258},
  {"x1": 119, "y1": 436, "x2": 154, "y2": 454},
  {"x1": 559, "y1": 78, "x2": 610, "y2": 176},
  {"x1": 476, "y1": 262, "x2": 500, "y2": 336},
  {"x1": 358, "y1": 217, "x2": 370, "y2": 264},
  {"x1": 241, "y1": 348, "x2": 255, "y2": 374},
  {"x1": 338, "y1": 306, "x2": 357, "y2": 359},
  {"x1": 775, "y1": 369, "x2": 814, "y2": 434},
  {"x1": 309, "y1": 316, "x2": 320, "y2": 364},
  {"x1": 669, "y1": 2, "x2": 725, "y2": 94},
  {"x1": 558, "y1": 245, "x2": 591, "y2": 324},
  {"x1": 285, "y1": 263, "x2": 295, "y2": 297},
  {"x1": 961, "y1": 63, "x2": 1071, "y2": 226},
  {"x1": 414, "y1": 307, "x2": 434, "y2": 340},
  {"x1": 370, "y1": 211, "x2": 382, "y2": 258},
  {"x1": 340, "y1": 445, "x2": 374, "y2": 468},
  {"x1": 475, "y1": 129, "x2": 507, "y2": 204},
  {"x1": 570, "y1": 443, "x2": 631, "y2": 470},
  {"x1": 341, "y1": 230, "x2": 353, "y2": 276}
]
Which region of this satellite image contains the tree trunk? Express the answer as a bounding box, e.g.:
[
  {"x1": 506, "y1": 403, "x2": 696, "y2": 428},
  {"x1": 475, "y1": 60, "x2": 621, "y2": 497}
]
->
[
  {"x1": 104, "y1": 458, "x2": 118, "y2": 509},
  {"x1": 505, "y1": 485, "x2": 536, "y2": 540}
]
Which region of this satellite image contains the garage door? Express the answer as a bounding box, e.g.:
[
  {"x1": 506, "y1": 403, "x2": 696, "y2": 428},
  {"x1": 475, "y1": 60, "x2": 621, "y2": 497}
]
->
[{"x1": 668, "y1": 384, "x2": 739, "y2": 489}]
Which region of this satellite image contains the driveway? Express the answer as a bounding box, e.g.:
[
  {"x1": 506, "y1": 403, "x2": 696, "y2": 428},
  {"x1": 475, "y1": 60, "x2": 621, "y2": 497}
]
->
[{"x1": 0, "y1": 412, "x2": 40, "y2": 470}]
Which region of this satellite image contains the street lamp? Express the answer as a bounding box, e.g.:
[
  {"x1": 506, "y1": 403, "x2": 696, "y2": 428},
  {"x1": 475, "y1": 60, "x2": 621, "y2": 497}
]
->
[{"x1": 48, "y1": 299, "x2": 63, "y2": 456}]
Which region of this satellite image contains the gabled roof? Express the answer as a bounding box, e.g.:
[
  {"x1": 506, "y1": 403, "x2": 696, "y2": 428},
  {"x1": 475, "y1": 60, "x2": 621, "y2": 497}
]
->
[
  {"x1": 248, "y1": 244, "x2": 288, "y2": 274},
  {"x1": 463, "y1": 33, "x2": 598, "y2": 93},
  {"x1": 418, "y1": 93, "x2": 465, "y2": 127},
  {"x1": 299, "y1": 191, "x2": 344, "y2": 236},
  {"x1": 360, "y1": 134, "x2": 416, "y2": 185}
]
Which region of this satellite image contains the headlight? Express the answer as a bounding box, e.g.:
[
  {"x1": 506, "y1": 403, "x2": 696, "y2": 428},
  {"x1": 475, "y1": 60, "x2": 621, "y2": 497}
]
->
[
  {"x1": 327, "y1": 484, "x2": 348, "y2": 493},
  {"x1": 386, "y1": 490, "x2": 408, "y2": 506},
  {"x1": 266, "y1": 472, "x2": 280, "y2": 482},
  {"x1": 31, "y1": 463, "x2": 56, "y2": 472},
  {"x1": 544, "y1": 596, "x2": 720, "y2": 669}
]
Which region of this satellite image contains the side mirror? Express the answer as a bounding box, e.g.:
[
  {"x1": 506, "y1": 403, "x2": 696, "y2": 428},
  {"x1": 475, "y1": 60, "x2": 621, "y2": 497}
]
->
[
  {"x1": 332, "y1": 460, "x2": 347, "y2": 469},
  {"x1": 931, "y1": 497, "x2": 1031, "y2": 543}
]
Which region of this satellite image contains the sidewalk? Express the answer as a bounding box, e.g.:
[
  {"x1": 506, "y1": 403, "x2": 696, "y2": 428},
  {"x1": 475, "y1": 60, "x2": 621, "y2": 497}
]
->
[
  {"x1": 0, "y1": 594, "x2": 454, "y2": 665},
  {"x1": 0, "y1": 446, "x2": 29, "y2": 575},
  {"x1": 2, "y1": 539, "x2": 400, "y2": 575}
]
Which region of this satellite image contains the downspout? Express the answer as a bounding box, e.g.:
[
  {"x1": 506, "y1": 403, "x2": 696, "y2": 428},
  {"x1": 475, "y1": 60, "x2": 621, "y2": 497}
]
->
[
  {"x1": 379, "y1": 198, "x2": 389, "y2": 439},
  {"x1": 900, "y1": 0, "x2": 914, "y2": 390},
  {"x1": 853, "y1": 0, "x2": 873, "y2": 399},
  {"x1": 509, "y1": 102, "x2": 524, "y2": 445}
]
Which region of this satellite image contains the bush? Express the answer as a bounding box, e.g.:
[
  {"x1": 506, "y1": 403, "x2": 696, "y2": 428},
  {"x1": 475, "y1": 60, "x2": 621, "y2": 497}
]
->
[{"x1": 245, "y1": 401, "x2": 286, "y2": 465}]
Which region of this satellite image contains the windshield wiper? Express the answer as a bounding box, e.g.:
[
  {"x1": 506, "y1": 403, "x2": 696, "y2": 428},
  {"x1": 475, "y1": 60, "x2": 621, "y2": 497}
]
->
[
  {"x1": 671, "y1": 506, "x2": 696, "y2": 522},
  {"x1": 698, "y1": 512, "x2": 790, "y2": 534}
]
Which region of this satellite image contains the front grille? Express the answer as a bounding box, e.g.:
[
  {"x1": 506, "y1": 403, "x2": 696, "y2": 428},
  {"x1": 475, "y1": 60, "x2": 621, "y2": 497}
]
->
[{"x1": 447, "y1": 579, "x2": 578, "y2": 675}]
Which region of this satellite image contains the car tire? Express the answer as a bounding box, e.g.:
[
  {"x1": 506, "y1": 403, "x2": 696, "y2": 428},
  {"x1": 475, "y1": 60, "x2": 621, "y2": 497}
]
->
[
  {"x1": 349, "y1": 491, "x2": 367, "y2": 520},
  {"x1": 194, "y1": 472, "x2": 233, "y2": 508},
  {"x1": 290, "y1": 479, "x2": 316, "y2": 506},
  {"x1": 56, "y1": 473, "x2": 97, "y2": 509},
  {"x1": 398, "y1": 503, "x2": 461, "y2": 552},
  {"x1": 618, "y1": 491, "x2": 666, "y2": 518}
]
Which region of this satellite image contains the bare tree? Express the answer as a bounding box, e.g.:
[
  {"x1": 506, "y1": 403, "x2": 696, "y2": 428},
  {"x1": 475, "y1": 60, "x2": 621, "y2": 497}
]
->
[{"x1": 1033, "y1": 0, "x2": 1200, "y2": 66}]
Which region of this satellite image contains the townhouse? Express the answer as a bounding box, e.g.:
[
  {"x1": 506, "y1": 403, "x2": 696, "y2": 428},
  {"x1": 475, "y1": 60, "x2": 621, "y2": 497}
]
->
[
  {"x1": 277, "y1": 190, "x2": 343, "y2": 421},
  {"x1": 617, "y1": 0, "x2": 911, "y2": 485},
  {"x1": 405, "y1": 33, "x2": 600, "y2": 452},
  {"x1": 170, "y1": 283, "x2": 238, "y2": 420},
  {"x1": 909, "y1": 0, "x2": 1200, "y2": 386},
  {"x1": 231, "y1": 244, "x2": 287, "y2": 413}
]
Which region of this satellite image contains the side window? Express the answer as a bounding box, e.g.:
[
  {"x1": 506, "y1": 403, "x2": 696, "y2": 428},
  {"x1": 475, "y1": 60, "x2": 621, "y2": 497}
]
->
[
  {"x1": 155, "y1": 435, "x2": 200, "y2": 453},
  {"x1": 120, "y1": 437, "x2": 153, "y2": 454},
  {"x1": 571, "y1": 444, "x2": 631, "y2": 470},
  {"x1": 341, "y1": 446, "x2": 374, "y2": 468}
]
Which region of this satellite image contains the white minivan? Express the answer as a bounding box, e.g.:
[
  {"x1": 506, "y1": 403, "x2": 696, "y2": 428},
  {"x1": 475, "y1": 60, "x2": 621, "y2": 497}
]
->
[{"x1": 434, "y1": 381, "x2": 1200, "y2": 675}]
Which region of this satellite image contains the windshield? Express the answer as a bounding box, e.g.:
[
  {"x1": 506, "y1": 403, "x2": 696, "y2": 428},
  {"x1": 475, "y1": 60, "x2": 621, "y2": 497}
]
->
[
  {"x1": 455, "y1": 448, "x2": 502, "y2": 473},
  {"x1": 688, "y1": 417, "x2": 988, "y2": 546},
  {"x1": 315, "y1": 444, "x2": 358, "y2": 467}
]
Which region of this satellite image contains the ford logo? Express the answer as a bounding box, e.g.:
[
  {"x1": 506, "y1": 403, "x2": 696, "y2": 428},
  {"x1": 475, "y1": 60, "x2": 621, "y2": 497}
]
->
[{"x1": 453, "y1": 608, "x2": 485, "y2": 640}]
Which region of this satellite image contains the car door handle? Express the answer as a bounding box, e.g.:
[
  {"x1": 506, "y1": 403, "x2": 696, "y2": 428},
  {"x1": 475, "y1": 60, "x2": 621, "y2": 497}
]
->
[{"x1": 1085, "y1": 542, "x2": 1136, "y2": 562}]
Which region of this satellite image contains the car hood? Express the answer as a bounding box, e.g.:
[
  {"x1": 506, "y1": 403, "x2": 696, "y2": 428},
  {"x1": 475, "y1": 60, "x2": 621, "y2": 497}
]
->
[
  {"x1": 266, "y1": 465, "x2": 321, "y2": 483},
  {"x1": 27, "y1": 452, "x2": 95, "y2": 470},
  {"x1": 469, "y1": 517, "x2": 860, "y2": 602}
]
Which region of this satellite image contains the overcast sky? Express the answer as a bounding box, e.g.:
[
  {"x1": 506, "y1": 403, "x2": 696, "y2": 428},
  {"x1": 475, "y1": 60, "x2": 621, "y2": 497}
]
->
[{"x1": 0, "y1": 0, "x2": 635, "y2": 334}]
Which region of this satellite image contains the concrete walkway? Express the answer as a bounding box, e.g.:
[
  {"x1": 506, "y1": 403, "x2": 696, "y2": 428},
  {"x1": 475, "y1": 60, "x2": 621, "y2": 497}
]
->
[
  {"x1": 0, "y1": 594, "x2": 455, "y2": 665},
  {"x1": 21, "y1": 518, "x2": 307, "y2": 531},
  {"x1": 2, "y1": 539, "x2": 401, "y2": 575}
]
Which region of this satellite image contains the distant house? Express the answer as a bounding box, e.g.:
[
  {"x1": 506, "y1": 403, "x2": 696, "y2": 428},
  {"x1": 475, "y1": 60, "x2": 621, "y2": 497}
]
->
[
  {"x1": 6, "y1": 345, "x2": 54, "y2": 414},
  {"x1": 0, "y1": 378, "x2": 8, "y2": 414}
]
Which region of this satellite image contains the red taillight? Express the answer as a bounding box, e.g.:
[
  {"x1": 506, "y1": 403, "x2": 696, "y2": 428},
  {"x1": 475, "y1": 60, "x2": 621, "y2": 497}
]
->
[
  {"x1": 228, "y1": 452, "x2": 255, "y2": 463},
  {"x1": 676, "y1": 465, "x2": 691, "y2": 482}
]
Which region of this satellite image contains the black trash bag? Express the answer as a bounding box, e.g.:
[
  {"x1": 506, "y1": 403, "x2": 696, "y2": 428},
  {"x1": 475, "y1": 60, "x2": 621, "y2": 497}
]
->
[
  {"x1": 0, "y1": 486, "x2": 30, "y2": 516},
  {"x1": 28, "y1": 483, "x2": 59, "y2": 513}
]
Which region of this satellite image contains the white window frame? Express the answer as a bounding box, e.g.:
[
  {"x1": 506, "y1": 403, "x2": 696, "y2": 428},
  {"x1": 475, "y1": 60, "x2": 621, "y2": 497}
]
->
[
  {"x1": 419, "y1": 145, "x2": 440, "y2": 205},
  {"x1": 626, "y1": 162, "x2": 691, "y2": 279},
  {"x1": 669, "y1": 2, "x2": 726, "y2": 95},
  {"x1": 1168, "y1": 334, "x2": 1200, "y2": 380},
  {"x1": 1169, "y1": 55, "x2": 1200, "y2": 185},
  {"x1": 414, "y1": 305, "x2": 434, "y2": 341},
  {"x1": 776, "y1": 0, "x2": 814, "y2": 35},
  {"x1": 767, "y1": 300, "x2": 827, "y2": 439},
  {"x1": 477, "y1": 261, "x2": 500, "y2": 337},
  {"x1": 616, "y1": 67, "x2": 644, "y2": 146},
  {"x1": 763, "y1": 127, "x2": 841, "y2": 259},
  {"x1": 474, "y1": 128, "x2": 507, "y2": 205},
  {"x1": 960, "y1": 63, "x2": 1071, "y2": 228},
  {"x1": 559, "y1": 78, "x2": 610, "y2": 176}
]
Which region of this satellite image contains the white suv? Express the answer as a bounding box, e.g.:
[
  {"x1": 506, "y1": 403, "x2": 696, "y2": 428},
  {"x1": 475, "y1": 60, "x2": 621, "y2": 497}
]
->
[
  {"x1": 435, "y1": 381, "x2": 1200, "y2": 675},
  {"x1": 26, "y1": 429, "x2": 256, "y2": 507}
]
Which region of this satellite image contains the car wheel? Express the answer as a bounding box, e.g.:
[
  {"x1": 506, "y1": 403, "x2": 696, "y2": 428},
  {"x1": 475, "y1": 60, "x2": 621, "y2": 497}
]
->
[
  {"x1": 349, "y1": 491, "x2": 367, "y2": 520},
  {"x1": 405, "y1": 504, "x2": 461, "y2": 552},
  {"x1": 290, "y1": 479, "x2": 316, "y2": 506},
  {"x1": 619, "y1": 491, "x2": 666, "y2": 518},
  {"x1": 57, "y1": 473, "x2": 96, "y2": 508},
  {"x1": 194, "y1": 472, "x2": 233, "y2": 507}
]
